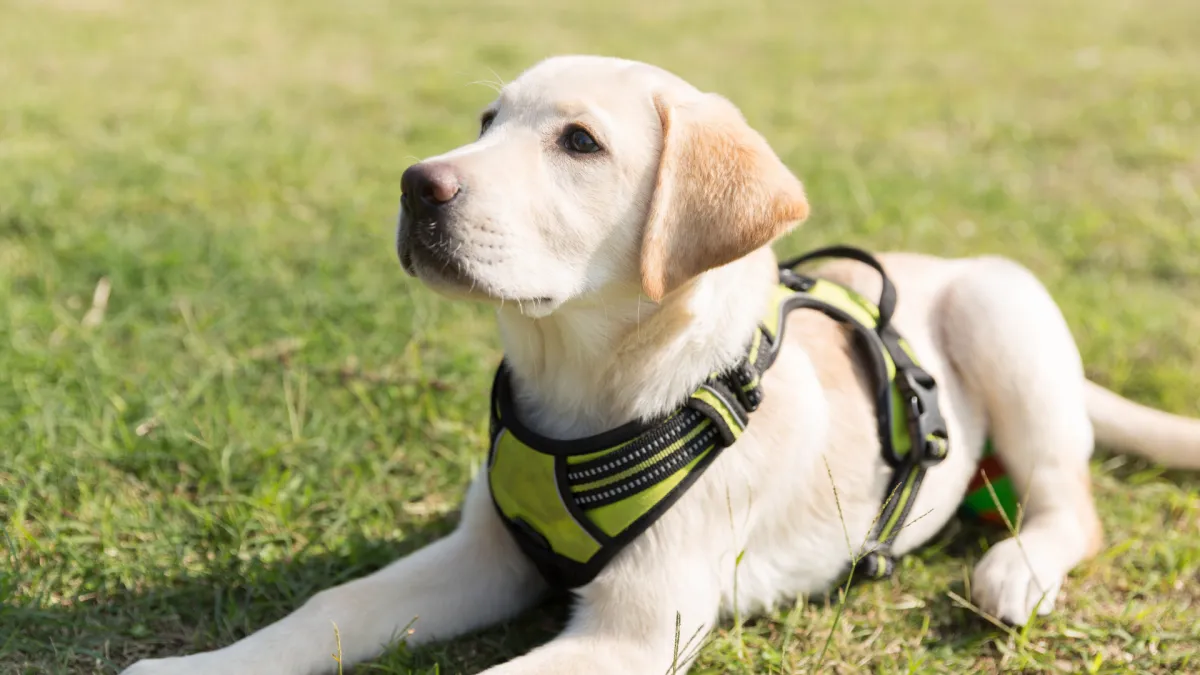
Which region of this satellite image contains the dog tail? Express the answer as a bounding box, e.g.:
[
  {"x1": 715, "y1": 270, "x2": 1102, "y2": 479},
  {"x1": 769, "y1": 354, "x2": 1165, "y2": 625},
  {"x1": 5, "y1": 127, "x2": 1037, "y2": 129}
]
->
[{"x1": 1086, "y1": 380, "x2": 1200, "y2": 470}]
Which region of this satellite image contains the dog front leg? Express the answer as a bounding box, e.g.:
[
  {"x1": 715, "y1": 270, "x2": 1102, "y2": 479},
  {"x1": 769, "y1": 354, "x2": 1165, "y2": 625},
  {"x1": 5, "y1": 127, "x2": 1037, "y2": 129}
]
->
[
  {"x1": 480, "y1": 544, "x2": 723, "y2": 675},
  {"x1": 122, "y1": 473, "x2": 546, "y2": 675}
]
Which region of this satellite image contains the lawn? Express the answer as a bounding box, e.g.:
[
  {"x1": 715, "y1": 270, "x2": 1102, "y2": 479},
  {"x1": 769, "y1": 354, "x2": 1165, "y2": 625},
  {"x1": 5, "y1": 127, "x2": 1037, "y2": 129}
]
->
[{"x1": 2, "y1": 0, "x2": 1198, "y2": 673}]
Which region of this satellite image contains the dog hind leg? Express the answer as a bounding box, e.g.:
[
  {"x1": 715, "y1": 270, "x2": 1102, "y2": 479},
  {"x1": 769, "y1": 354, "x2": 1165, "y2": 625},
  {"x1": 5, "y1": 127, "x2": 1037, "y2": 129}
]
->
[{"x1": 938, "y1": 257, "x2": 1103, "y2": 625}]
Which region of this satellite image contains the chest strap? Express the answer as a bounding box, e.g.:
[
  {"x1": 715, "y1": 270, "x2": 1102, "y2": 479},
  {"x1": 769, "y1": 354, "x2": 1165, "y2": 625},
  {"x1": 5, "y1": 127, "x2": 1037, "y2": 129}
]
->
[{"x1": 487, "y1": 246, "x2": 948, "y2": 589}]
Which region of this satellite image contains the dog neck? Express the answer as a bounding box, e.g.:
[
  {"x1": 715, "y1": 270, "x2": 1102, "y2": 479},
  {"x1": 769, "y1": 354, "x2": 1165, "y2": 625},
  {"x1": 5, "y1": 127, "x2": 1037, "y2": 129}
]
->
[{"x1": 496, "y1": 248, "x2": 778, "y2": 440}]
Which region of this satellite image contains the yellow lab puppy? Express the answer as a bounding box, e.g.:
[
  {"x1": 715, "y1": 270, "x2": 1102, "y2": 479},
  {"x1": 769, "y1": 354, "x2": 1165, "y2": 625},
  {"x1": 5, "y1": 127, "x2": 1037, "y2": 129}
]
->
[{"x1": 124, "y1": 55, "x2": 1200, "y2": 675}]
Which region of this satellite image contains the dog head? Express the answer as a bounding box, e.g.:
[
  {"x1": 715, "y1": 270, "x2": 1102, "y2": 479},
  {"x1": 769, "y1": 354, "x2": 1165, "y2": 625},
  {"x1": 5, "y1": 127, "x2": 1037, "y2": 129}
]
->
[{"x1": 396, "y1": 55, "x2": 809, "y2": 317}]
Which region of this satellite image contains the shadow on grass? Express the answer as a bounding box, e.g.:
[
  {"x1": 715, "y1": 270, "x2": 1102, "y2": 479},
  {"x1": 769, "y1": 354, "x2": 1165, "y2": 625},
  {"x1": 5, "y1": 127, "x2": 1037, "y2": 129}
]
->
[
  {"x1": 13, "y1": 456, "x2": 1193, "y2": 674},
  {"x1": 0, "y1": 514, "x2": 1065, "y2": 674},
  {"x1": 4, "y1": 514, "x2": 568, "y2": 675}
]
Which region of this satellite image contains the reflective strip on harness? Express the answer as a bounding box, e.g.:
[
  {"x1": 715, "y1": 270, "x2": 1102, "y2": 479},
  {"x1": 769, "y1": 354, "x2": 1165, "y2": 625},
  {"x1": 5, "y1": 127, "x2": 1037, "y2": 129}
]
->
[{"x1": 585, "y1": 443, "x2": 718, "y2": 537}]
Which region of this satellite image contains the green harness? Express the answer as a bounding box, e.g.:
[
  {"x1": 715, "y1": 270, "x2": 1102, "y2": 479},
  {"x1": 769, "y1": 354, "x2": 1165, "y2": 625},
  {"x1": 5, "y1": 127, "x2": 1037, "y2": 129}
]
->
[{"x1": 487, "y1": 246, "x2": 986, "y2": 589}]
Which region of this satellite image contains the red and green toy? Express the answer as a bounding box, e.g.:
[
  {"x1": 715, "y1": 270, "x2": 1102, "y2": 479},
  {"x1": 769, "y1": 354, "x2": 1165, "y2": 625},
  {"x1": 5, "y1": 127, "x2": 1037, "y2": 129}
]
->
[{"x1": 959, "y1": 440, "x2": 1021, "y2": 526}]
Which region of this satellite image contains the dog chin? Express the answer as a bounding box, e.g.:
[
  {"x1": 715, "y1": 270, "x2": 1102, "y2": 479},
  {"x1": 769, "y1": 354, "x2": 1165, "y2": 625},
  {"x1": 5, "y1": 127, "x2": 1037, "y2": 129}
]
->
[
  {"x1": 404, "y1": 253, "x2": 562, "y2": 318},
  {"x1": 497, "y1": 296, "x2": 561, "y2": 319},
  {"x1": 433, "y1": 281, "x2": 563, "y2": 318}
]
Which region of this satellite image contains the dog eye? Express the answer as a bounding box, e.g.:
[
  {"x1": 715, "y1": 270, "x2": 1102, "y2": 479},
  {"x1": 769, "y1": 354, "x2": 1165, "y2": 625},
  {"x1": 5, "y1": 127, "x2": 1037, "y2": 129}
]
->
[
  {"x1": 480, "y1": 111, "x2": 497, "y2": 136},
  {"x1": 563, "y1": 126, "x2": 601, "y2": 154}
]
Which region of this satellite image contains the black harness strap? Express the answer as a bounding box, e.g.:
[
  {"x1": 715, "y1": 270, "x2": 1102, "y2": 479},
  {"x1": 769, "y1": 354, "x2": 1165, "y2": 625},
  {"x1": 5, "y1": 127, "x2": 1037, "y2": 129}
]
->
[
  {"x1": 778, "y1": 247, "x2": 949, "y2": 581},
  {"x1": 780, "y1": 245, "x2": 899, "y2": 330}
]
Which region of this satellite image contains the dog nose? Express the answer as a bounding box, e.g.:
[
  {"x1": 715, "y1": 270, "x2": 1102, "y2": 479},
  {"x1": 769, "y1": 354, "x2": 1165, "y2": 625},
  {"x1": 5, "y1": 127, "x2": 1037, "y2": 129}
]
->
[{"x1": 402, "y1": 163, "x2": 461, "y2": 217}]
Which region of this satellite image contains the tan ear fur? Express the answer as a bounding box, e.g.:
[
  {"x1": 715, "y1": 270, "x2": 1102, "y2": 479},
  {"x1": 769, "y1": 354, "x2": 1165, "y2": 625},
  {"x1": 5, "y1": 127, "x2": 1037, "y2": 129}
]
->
[{"x1": 640, "y1": 93, "x2": 810, "y2": 302}]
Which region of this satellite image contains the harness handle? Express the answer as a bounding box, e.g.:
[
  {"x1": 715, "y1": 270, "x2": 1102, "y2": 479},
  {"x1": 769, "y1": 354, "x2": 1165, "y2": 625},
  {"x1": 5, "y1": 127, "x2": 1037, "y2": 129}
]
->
[{"x1": 778, "y1": 245, "x2": 898, "y2": 332}]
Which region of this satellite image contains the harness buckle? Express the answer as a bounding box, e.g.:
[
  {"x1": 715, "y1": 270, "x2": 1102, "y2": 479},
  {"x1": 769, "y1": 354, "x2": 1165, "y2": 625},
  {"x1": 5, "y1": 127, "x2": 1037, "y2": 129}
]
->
[
  {"x1": 897, "y1": 366, "x2": 949, "y2": 468},
  {"x1": 724, "y1": 359, "x2": 764, "y2": 414},
  {"x1": 859, "y1": 548, "x2": 896, "y2": 580},
  {"x1": 779, "y1": 268, "x2": 815, "y2": 293}
]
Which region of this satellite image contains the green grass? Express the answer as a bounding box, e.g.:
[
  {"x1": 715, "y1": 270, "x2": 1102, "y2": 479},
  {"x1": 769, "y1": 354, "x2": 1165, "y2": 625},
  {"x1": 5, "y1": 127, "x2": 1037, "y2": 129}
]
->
[{"x1": 2, "y1": 0, "x2": 1199, "y2": 672}]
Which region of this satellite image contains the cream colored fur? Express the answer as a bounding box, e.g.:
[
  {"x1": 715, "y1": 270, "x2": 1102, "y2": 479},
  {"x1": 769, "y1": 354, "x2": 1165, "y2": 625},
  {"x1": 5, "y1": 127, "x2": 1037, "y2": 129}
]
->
[{"x1": 123, "y1": 55, "x2": 1200, "y2": 675}]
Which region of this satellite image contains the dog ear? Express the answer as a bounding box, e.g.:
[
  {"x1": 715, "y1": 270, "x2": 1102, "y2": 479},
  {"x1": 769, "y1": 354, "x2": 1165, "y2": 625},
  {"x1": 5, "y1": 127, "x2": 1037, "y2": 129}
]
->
[{"x1": 640, "y1": 92, "x2": 810, "y2": 302}]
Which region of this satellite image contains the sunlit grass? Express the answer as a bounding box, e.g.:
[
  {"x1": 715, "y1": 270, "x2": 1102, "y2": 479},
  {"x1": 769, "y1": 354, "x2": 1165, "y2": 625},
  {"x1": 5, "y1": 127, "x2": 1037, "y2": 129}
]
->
[{"x1": 2, "y1": 0, "x2": 1198, "y2": 673}]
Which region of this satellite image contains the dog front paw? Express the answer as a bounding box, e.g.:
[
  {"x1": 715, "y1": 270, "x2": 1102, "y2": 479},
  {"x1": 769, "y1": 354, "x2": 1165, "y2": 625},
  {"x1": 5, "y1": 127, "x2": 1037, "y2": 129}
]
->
[
  {"x1": 120, "y1": 654, "x2": 230, "y2": 675},
  {"x1": 121, "y1": 658, "x2": 192, "y2": 675}
]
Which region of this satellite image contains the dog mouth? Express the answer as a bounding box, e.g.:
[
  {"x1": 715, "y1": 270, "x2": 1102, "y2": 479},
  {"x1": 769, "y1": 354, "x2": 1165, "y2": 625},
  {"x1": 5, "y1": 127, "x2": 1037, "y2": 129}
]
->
[
  {"x1": 396, "y1": 207, "x2": 556, "y2": 311},
  {"x1": 395, "y1": 196, "x2": 469, "y2": 282}
]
